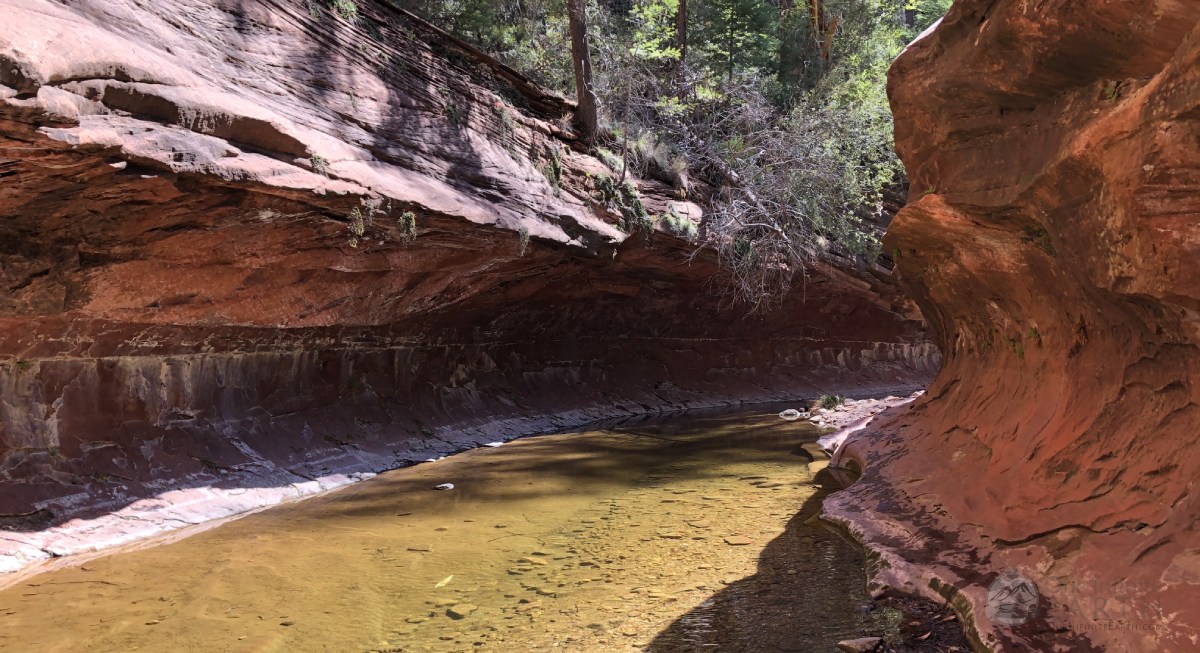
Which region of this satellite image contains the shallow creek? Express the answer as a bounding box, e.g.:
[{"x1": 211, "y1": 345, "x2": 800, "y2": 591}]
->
[{"x1": 0, "y1": 408, "x2": 902, "y2": 652}]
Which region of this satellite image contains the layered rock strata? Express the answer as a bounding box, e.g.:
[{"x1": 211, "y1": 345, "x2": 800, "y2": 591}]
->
[
  {"x1": 826, "y1": 3, "x2": 1200, "y2": 651},
  {"x1": 0, "y1": 0, "x2": 934, "y2": 573}
]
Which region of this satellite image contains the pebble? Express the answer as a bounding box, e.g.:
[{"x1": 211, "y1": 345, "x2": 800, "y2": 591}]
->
[
  {"x1": 724, "y1": 535, "x2": 753, "y2": 546},
  {"x1": 434, "y1": 483, "x2": 455, "y2": 491}
]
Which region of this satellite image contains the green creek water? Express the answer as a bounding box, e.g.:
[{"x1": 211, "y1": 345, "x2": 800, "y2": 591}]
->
[{"x1": 0, "y1": 409, "x2": 901, "y2": 652}]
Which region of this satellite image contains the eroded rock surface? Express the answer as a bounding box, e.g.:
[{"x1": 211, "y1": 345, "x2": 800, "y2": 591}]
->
[
  {"x1": 0, "y1": 1, "x2": 934, "y2": 573},
  {"x1": 826, "y1": 2, "x2": 1200, "y2": 651}
]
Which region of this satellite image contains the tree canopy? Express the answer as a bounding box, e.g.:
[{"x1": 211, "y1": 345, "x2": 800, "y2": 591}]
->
[{"x1": 404, "y1": 0, "x2": 953, "y2": 308}]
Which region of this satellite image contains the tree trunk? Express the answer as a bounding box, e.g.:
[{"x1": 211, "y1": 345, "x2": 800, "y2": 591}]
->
[
  {"x1": 567, "y1": 0, "x2": 599, "y2": 146},
  {"x1": 677, "y1": 0, "x2": 687, "y2": 65}
]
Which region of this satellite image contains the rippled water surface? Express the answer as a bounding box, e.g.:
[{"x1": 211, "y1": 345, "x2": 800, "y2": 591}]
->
[{"x1": 0, "y1": 409, "x2": 898, "y2": 652}]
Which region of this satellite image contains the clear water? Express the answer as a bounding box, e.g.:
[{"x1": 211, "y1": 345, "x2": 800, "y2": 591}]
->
[{"x1": 0, "y1": 409, "x2": 897, "y2": 652}]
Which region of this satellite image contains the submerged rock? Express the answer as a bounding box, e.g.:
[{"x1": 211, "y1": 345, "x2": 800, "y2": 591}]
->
[
  {"x1": 835, "y1": 637, "x2": 881, "y2": 653},
  {"x1": 445, "y1": 604, "x2": 478, "y2": 620}
]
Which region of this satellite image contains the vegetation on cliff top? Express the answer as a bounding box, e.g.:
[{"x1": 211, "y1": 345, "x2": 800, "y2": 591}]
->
[{"x1": 400, "y1": 0, "x2": 949, "y2": 308}]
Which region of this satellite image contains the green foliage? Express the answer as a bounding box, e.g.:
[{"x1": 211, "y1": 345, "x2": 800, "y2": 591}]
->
[
  {"x1": 594, "y1": 174, "x2": 652, "y2": 237},
  {"x1": 1103, "y1": 80, "x2": 1126, "y2": 102},
  {"x1": 404, "y1": 0, "x2": 953, "y2": 308},
  {"x1": 631, "y1": 0, "x2": 682, "y2": 62},
  {"x1": 542, "y1": 148, "x2": 563, "y2": 191},
  {"x1": 816, "y1": 394, "x2": 845, "y2": 410},
  {"x1": 308, "y1": 0, "x2": 359, "y2": 22},
  {"x1": 1006, "y1": 334, "x2": 1025, "y2": 358},
  {"x1": 445, "y1": 100, "x2": 462, "y2": 126},
  {"x1": 659, "y1": 209, "x2": 697, "y2": 240},
  {"x1": 694, "y1": 0, "x2": 778, "y2": 79},
  {"x1": 347, "y1": 207, "x2": 366, "y2": 248},
  {"x1": 331, "y1": 0, "x2": 359, "y2": 22},
  {"x1": 1021, "y1": 225, "x2": 1056, "y2": 255},
  {"x1": 595, "y1": 147, "x2": 624, "y2": 173},
  {"x1": 310, "y1": 153, "x2": 328, "y2": 176},
  {"x1": 398, "y1": 211, "x2": 418, "y2": 242},
  {"x1": 517, "y1": 226, "x2": 531, "y2": 256},
  {"x1": 409, "y1": 0, "x2": 574, "y2": 92},
  {"x1": 905, "y1": 0, "x2": 953, "y2": 33}
]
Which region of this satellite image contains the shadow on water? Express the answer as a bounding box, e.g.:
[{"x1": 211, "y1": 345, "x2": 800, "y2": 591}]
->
[
  {"x1": 645, "y1": 465, "x2": 901, "y2": 652},
  {"x1": 253, "y1": 407, "x2": 820, "y2": 523}
]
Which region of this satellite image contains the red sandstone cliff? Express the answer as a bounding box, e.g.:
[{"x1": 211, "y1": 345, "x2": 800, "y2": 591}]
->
[
  {"x1": 0, "y1": 0, "x2": 934, "y2": 572},
  {"x1": 826, "y1": 2, "x2": 1200, "y2": 651}
]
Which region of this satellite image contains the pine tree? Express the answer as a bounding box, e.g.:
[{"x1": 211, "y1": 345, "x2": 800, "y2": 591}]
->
[{"x1": 692, "y1": 0, "x2": 778, "y2": 81}]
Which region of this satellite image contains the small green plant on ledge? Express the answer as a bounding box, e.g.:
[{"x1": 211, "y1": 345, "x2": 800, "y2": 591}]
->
[
  {"x1": 347, "y1": 207, "x2": 366, "y2": 248},
  {"x1": 517, "y1": 226, "x2": 531, "y2": 257},
  {"x1": 659, "y1": 208, "x2": 697, "y2": 241},
  {"x1": 1103, "y1": 80, "x2": 1124, "y2": 102},
  {"x1": 398, "y1": 211, "x2": 418, "y2": 243},
  {"x1": 310, "y1": 153, "x2": 328, "y2": 177},
  {"x1": 816, "y1": 394, "x2": 845, "y2": 410},
  {"x1": 595, "y1": 147, "x2": 624, "y2": 173},
  {"x1": 1021, "y1": 225, "x2": 1056, "y2": 256},
  {"x1": 329, "y1": 0, "x2": 359, "y2": 22},
  {"x1": 594, "y1": 174, "x2": 652, "y2": 238},
  {"x1": 445, "y1": 100, "x2": 462, "y2": 126},
  {"x1": 542, "y1": 148, "x2": 563, "y2": 193},
  {"x1": 199, "y1": 457, "x2": 221, "y2": 472},
  {"x1": 1006, "y1": 333, "x2": 1025, "y2": 358}
]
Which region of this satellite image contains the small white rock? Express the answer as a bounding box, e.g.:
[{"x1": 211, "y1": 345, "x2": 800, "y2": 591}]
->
[
  {"x1": 483, "y1": 442, "x2": 504, "y2": 448},
  {"x1": 434, "y1": 483, "x2": 455, "y2": 491}
]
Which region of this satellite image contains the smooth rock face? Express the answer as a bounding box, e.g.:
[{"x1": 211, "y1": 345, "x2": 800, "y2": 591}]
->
[
  {"x1": 827, "y1": 2, "x2": 1200, "y2": 652},
  {"x1": 0, "y1": 0, "x2": 935, "y2": 572}
]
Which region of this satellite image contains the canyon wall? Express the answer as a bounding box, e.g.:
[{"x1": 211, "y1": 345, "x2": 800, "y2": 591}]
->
[
  {"x1": 0, "y1": 0, "x2": 934, "y2": 572},
  {"x1": 827, "y1": 2, "x2": 1200, "y2": 651}
]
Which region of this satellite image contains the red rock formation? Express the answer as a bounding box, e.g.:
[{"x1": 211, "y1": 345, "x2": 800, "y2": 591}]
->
[
  {"x1": 0, "y1": 1, "x2": 933, "y2": 571},
  {"x1": 827, "y1": 2, "x2": 1200, "y2": 651}
]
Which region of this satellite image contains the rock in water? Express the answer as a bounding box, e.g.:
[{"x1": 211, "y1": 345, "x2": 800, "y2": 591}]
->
[
  {"x1": 778, "y1": 408, "x2": 805, "y2": 420},
  {"x1": 434, "y1": 483, "x2": 455, "y2": 491},
  {"x1": 835, "y1": 637, "x2": 882, "y2": 653},
  {"x1": 446, "y1": 604, "x2": 478, "y2": 620}
]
